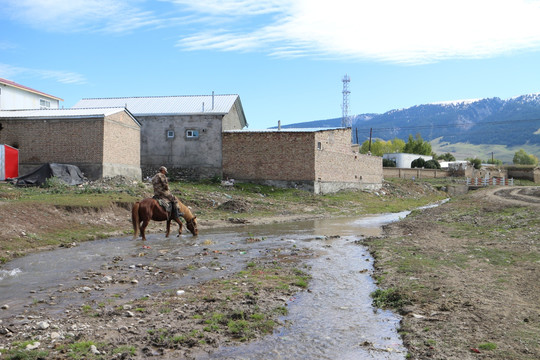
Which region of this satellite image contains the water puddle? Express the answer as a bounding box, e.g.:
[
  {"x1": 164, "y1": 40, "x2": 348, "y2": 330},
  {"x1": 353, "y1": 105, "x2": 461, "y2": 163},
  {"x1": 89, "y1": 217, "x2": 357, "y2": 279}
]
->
[{"x1": 0, "y1": 206, "x2": 439, "y2": 359}]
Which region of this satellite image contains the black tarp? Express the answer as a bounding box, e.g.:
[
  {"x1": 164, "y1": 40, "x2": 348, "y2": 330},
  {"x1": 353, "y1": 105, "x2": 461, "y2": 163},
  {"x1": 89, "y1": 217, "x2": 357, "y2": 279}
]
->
[{"x1": 15, "y1": 163, "x2": 85, "y2": 186}]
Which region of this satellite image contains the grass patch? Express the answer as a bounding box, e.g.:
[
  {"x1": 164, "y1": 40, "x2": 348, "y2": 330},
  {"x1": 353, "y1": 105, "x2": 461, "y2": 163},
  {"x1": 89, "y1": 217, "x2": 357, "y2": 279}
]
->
[
  {"x1": 371, "y1": 288, "x2": 409, "y2": 309},
  {"x1": 477, "y1": 342, "x2": 497, "y2": 351}
]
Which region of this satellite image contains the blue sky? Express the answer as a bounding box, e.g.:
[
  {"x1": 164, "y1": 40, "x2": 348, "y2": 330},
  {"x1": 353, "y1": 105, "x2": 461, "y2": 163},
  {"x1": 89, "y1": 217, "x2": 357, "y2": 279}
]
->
[{"x1": 2, "y1": 0, "x2": 540, "y2": 129}]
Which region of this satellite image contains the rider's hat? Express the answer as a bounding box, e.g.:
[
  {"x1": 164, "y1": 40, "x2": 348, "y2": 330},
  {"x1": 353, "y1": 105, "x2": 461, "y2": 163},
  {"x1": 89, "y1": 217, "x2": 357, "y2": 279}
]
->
[{"x1": 159, "y1": 166, "x2": 168, "y2": 174}]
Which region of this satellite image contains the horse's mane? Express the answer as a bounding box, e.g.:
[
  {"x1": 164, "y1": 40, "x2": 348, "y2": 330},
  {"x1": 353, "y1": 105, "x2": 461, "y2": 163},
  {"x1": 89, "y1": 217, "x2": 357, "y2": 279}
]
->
[{"x1": 177, "y1": 200, "x2": 195, "y2": 222}]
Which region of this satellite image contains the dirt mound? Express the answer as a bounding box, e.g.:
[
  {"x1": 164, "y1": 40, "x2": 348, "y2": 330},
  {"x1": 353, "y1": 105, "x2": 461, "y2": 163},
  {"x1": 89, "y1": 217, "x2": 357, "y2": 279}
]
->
[{"x1": 217, "y1": 199, "x2": 252, "y2": 213}]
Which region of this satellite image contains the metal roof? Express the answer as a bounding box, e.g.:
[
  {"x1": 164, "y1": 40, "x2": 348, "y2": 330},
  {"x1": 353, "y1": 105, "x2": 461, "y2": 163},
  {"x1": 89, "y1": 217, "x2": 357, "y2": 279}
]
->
[
  {"x1": 73, "y1": 94, "x2": 241, "y2": 115},
  {"x1": 0, "y1": 77, "x2": 63, "y2": 101},
  {"x1": 0, "y1": 107, "x2": 130, "y2": 119}
]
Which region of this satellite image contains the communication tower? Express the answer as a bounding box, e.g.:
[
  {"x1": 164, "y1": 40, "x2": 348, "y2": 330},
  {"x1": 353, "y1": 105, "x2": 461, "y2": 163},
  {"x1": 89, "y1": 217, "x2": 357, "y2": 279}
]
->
[{"x1": 341, "y1": 74, "x2": 351, "y2": 127}]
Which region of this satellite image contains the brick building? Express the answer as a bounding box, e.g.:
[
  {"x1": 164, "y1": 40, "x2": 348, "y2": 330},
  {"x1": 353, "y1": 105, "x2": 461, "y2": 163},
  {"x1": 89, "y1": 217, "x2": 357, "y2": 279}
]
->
[
  {"x1": 0, "y1": 108, "x2": 141, "y2": 180},
  {"x1": 222, "y1": 127, "x2": 382, "y2": 194}
]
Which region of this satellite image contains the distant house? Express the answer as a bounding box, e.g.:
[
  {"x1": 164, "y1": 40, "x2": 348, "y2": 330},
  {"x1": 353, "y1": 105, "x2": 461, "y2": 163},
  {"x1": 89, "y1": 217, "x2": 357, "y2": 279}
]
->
[
  {"x1": 222, "y1": 127, "x2": 382, "y2": 194},
  {"x1": 383, "y1": 153, "x2": 432, "y2": 168},
  {"x1": 0, "y1": 108, "x2": 141, "y2": 180},
  {"x1": 0, "y1": 78, "x2": 62, "y2": 110},
  {"x1": 73, "y1": 94, "x2": 247, "y2": 179}
]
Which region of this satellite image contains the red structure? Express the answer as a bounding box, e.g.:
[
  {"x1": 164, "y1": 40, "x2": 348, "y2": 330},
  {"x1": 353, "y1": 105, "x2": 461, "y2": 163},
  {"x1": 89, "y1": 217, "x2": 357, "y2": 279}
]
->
[{"x1": 0, "y1": 144, "x2": 19, "y2": 180}]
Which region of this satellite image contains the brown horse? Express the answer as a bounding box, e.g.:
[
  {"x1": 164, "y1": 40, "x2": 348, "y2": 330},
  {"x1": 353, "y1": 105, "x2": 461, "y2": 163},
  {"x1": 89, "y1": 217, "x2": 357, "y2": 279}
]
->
[{"x1": 132, "y1": 198, "x2": 198, "y2": 241}]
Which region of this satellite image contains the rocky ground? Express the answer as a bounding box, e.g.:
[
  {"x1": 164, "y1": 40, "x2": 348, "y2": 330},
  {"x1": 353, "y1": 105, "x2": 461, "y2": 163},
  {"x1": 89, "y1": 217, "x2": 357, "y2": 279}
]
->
[{"x1": 365, "y1": 186, "x2": 540, "y2": 360}]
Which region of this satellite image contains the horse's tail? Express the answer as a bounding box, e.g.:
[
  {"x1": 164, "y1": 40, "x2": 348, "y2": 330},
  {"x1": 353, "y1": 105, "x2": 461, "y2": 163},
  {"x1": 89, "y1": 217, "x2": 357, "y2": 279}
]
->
[{"x1": 132, "y1": 202, "x2": 140, "y2": 239}]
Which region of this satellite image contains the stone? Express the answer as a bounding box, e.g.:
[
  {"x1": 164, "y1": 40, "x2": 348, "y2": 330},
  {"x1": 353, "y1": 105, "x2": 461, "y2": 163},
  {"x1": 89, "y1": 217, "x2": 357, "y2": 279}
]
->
[{"x1": 37, "y1": 321, "x2": 50, "y2": 330}]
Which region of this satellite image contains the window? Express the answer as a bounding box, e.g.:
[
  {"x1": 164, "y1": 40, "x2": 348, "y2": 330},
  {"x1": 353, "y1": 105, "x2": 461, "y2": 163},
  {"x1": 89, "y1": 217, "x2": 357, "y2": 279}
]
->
[
  {"x1": 167, "y1": 130, "x2": 175, "y2": 139},
  {"x1": 40, "y1": 99, "x2": 51, "y2": 108},
  {"x1": 317, "y1": 142, "x2": 322, "y2": 150},
  {"x1": 186, "y1": 129, "x2": 199, "y2": 138}
]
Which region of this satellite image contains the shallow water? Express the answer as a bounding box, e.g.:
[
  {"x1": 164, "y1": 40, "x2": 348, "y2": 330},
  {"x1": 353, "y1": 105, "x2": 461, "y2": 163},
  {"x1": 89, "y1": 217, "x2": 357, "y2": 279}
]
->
[{"x1": 0, "y1": 209, "x2": 418, "y2": 359}]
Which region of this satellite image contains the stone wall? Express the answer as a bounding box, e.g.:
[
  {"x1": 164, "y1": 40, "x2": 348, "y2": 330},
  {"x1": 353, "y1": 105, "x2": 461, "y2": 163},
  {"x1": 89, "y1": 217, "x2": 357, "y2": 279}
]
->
[{"x1": 507, "y1": 166, "x2": 540, "y2": 183}]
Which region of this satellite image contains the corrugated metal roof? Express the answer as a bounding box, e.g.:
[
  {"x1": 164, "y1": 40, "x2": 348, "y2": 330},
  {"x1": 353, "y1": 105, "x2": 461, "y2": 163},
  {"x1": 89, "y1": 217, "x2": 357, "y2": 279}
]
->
[
  {"x1": 0, "y1": 77, "x2": 63, "y2": 101},
  {"x1": 0, "y1": 107, "x2": 128, "y2": 118},
  {"x1": 73, "y1": 94, "x2": 240, "y2": 115}
]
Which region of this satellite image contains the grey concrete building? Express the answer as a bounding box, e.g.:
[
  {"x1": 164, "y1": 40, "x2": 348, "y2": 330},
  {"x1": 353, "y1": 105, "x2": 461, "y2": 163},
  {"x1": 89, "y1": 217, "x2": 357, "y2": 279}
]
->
[{"x1": 73, "y1": 94, "x2": 247, "y2": 179}]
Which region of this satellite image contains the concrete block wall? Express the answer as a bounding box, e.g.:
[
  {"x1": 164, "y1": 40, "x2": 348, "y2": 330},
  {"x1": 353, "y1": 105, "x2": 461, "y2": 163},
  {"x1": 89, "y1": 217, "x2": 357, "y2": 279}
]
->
[
  {"x1": 140, "y1": 114, "x2": 223, "y2": 178},
  {"x1": 222, "y1": 131, "x2": 315, "y2": 181},
  {"x1": 383, "y1": 168, "x2": 451, "y2": 179}
]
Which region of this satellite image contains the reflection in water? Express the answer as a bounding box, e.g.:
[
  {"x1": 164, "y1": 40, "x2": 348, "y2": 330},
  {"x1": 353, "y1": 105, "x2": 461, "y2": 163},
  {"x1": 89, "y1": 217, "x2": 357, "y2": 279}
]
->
[{"x1": 0, "y1": 209, "x2": 423, "y2": 359}]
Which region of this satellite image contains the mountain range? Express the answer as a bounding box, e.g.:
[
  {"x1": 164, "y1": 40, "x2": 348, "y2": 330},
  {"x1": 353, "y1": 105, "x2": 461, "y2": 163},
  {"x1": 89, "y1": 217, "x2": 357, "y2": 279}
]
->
[{"x1": 277, "y1": 94, "x2": 540, "y2": 162}]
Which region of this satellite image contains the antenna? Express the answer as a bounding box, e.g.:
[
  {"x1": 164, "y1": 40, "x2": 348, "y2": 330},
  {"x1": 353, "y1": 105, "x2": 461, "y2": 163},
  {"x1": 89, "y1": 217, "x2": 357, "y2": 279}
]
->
[{"x1": 341, "y1": 74, "x2": 351, "y2": 128}]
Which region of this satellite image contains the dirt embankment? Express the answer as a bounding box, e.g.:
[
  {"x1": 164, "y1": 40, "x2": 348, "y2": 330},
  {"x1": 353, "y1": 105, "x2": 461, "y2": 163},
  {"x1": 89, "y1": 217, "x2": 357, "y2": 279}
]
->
[{"x1": 366, "y1": 186, "x2": 540, "y2": 360}]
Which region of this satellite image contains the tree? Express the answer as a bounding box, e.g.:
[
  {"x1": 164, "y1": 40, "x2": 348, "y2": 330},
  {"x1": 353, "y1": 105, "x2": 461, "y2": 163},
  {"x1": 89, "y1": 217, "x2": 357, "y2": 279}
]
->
[
  {"x1": 359, "y1": 138, "x2": 406, "y2": 156},
  {"x1": 513, "y1": 149, "x2": 539, "y2": 165},
  {"x1": 383, "y1": 158, "x2": 396, "y2": 167},
  {"x1": 466, "y1": 158, "x2": 482, "y2": 170},
  {"x1": 434, "y1": 152, "x2": 456, "y2": 161},
  {"x1": 486, "y1": 158, "x2": 503, "y2": 166},
  {"x1": 403, "y1": 134, "x2": 432, "y2": 155}
]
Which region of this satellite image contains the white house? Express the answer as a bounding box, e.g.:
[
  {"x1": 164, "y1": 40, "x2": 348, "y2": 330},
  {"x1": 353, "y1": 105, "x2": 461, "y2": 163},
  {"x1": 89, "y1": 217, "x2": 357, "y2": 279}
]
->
[
  {"x1": 0, "y1": 78, "x2": 62, "y2": 110},
  {"x1": 383, "y1": 153, "x2": 432, "y2": 168}
]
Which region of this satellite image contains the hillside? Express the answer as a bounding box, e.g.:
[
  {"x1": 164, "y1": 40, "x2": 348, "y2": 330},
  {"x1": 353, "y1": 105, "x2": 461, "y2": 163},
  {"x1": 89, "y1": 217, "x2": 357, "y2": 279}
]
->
[{"x1": 278, "y1": 94, "x2": 540, "y2": 162}]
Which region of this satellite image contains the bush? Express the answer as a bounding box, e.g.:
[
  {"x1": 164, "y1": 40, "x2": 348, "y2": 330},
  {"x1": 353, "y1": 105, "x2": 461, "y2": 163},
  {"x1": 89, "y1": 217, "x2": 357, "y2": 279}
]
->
[
  {"x1": 411, "y1": 158, "x2": 426, "y2": 168},
  {"x1": 424, "y1": 159, "x2": 441, "y2": 169},
  {"x1": 383, "y1": 158, "x2": 396, "y2": 167}
]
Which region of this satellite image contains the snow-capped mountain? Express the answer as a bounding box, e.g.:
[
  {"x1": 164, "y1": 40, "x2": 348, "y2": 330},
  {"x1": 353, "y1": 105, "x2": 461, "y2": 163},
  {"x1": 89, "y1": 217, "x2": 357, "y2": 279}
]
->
[{"x1": 278, "y1": 94, "x2": 540, "y2": 147}]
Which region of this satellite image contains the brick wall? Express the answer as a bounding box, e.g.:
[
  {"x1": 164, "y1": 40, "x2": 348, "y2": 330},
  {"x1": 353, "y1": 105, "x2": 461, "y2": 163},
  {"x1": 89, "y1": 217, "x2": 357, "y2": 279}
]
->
[
  {"x1": 223, "y1": 128, "x2": 383, "y2": 193},
  {"x1": 383, "y1": 168, "x2": 451, "y2": 179},
  {"x1": 103, "y1": 112, "x2": 140, "y2": 166},
  {"x1": 222, "y1": 131, "x2": 315, "y2": 181},
  {"x1": 0, "y1": 117, "x2": 104, "y2": 163},
  {"x1": 314, "y1": 129, "x2": 382, "y2": 184}
]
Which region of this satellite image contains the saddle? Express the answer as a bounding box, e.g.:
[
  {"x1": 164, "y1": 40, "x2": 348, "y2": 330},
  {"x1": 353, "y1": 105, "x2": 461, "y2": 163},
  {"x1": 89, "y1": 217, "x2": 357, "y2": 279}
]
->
[{"x1": 153, "y1": 196, "x2": 172, "y2": 214}]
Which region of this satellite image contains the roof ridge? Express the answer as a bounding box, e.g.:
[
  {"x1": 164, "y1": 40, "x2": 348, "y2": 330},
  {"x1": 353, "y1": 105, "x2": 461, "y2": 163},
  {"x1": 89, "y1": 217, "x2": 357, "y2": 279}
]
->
[{"x1": 80, "y1": 94, "x2": 238, "y2": 100}]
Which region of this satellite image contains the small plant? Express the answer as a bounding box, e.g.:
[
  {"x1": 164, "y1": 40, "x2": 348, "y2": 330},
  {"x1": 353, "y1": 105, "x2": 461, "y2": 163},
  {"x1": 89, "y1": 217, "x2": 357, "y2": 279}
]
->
[
  {"x1": 478, "y1": 342, "x2": 497, "y2": 350},
  {"x1": 113, "y1": 345, "x2": 137, "y2": 356},
  {"x1": 370, "y1": 288, "x2": 408, "y2": 309}
]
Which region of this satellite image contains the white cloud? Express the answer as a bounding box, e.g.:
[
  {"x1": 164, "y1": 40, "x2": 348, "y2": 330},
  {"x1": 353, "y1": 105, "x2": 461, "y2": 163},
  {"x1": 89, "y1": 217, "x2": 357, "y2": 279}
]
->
[
  {"x1": 2, "y1": 0, "x2": 163, "y2": 33},
  {"x1": 0, "y1": 63, "x2": 86, "y2": 85},
  {"x1": 174, "y1": 0, "x2": 540, "y2": 64},
  {"x1": 5, "y1": 0, "x2": 540, "y2": 63}
]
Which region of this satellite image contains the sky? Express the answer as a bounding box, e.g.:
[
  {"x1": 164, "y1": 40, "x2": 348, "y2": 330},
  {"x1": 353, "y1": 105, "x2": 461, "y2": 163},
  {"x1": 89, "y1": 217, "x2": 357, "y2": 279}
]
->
[{"x1": 2, "y1": 0, "x2": 540, "y2": 129}]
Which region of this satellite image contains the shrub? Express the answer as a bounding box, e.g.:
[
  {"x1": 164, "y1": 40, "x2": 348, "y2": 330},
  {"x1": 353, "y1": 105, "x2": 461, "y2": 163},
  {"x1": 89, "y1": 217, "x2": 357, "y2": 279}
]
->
[
  {"x1": 411, "y1": 158, "x2": 426, "y2": 168},
  {"x1": 424, "y1": 159, "x2": 441, "y2": 169}
]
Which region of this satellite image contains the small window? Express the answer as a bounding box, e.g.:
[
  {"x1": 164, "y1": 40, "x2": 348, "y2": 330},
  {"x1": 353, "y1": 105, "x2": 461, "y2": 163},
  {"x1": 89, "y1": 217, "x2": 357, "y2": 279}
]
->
[
  {"x1": 317, "y1": 142, "x2": 322, "y2": 150},
  {"x1": 186, "y1": 129, "x2": 199, "y2": 138},
  {"x1": 167, "y1": 130, "x2": 175, "y2": 139},
  {"x1": 40, "y1": 99, "x2": 51, "y2": 108}
]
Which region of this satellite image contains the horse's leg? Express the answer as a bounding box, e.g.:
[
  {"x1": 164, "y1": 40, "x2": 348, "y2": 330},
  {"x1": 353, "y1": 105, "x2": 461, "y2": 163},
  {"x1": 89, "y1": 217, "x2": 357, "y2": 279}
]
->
[
  {"x1": 165, "y1": 219, "x2": 171, "y2": 237},
  {"x1": 140, "y1": 219, "x2": 150, "y2": 241},
  {"x1": 132, "y1": 202, "x2": 140, "y2": 239},
  {"x1": 175, "y1": 217, "x2": 183, "y2": 237}
]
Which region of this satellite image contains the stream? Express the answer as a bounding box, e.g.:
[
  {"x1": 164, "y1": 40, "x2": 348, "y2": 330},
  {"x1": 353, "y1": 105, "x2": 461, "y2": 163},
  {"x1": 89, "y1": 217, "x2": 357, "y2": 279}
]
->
[{"x1": 0, "y1": 208, "x2": 427, "y2": 359}]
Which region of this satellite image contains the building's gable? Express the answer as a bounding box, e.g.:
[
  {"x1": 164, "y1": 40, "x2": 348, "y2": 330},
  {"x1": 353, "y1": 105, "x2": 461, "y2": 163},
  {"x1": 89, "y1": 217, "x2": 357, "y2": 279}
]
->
[{"x1": 0, "y1": 78, "x2": 62, "y2": 110}]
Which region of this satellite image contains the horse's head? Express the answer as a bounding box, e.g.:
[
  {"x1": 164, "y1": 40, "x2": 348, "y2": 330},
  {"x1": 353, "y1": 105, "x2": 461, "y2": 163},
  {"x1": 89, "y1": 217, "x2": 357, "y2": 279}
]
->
[{"x1": 186, "y1": 216, "x2": 198, "y2": 236}]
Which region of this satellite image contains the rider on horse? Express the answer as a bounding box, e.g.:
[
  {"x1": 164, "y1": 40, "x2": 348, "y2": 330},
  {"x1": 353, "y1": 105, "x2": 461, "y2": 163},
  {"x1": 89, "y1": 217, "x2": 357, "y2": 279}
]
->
[{"x1": 152, "y1": 166, "x2": 182, "y2": 219}]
